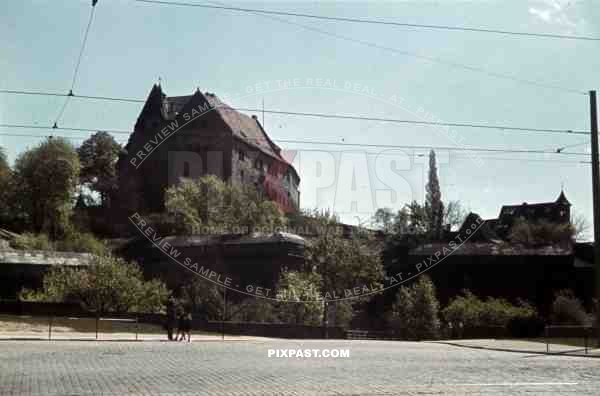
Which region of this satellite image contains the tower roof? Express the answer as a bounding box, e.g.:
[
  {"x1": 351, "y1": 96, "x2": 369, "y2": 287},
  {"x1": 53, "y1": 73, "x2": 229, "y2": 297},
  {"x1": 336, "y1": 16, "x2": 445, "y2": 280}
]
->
[{"x1": 556, "y1": 189, "x2": 571, "y2": 206}]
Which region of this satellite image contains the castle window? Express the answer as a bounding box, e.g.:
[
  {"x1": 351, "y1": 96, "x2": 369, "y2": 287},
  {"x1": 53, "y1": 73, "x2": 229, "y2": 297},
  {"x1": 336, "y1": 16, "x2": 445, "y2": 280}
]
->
[
  {"x1": 238, "y1": 151, "x2": 245, "y2": 161},
  {"x1": 240, "y1": 170, "x2": 244, "y2": 181}
]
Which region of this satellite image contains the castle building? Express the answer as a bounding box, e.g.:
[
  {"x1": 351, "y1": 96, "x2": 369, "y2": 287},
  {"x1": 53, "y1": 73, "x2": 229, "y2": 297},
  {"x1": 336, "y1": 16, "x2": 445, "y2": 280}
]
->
[
  {"x1": 116, "y1": 84, "x2": 300, "y2": 215},
  {"x1": 457, "y1": 190, "x2": 571, "y2": 240}
]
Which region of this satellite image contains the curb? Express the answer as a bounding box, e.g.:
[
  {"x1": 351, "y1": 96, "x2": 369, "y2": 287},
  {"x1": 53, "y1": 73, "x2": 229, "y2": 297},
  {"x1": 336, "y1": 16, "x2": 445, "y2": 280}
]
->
[{"x1": 430, "y1": 340, "x2": 600, "y2": 358}]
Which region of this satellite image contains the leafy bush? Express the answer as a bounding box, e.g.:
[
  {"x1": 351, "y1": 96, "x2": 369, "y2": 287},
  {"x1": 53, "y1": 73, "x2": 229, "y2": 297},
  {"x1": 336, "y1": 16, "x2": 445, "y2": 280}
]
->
[
  {"x1": 275, "y1": 270, "x2": 324, "y2": 326},
  {"x1": 10, "y1": 233, "x2": 54, "y2": 250},
  {"x1": 550, "y1": 290, "x2": 589, "y2": 325},
  {"x1": 227, "y1": 271, "x2": 327, "y2": 326},
  {"x1": 55, "y1": 231, "x2": 107, "y2": 255},
  {"x1": 19, "y1": 255, "x2": 169, "y2": 313},
  {"x1": 229, "y1": 298, "x2": 279, "y2": 323},
  {"x1": 180, "y1": 280, "x2": 224, "y2": 321},
  {"x1": 387, "y1": 276, "x2": 440, "y2": 340},
  {"x1": 442, "y1": 291, "x2": 537, "y2": 329},
  {"x1": 331, "y1": 299, "x2": 354, "y2": 328},
  {"x1": 10, "y1": 230, "x2": 107, "y2": 255},
  {"x1": 509, "y1": 218, "x2": 574, "y2": 246}
]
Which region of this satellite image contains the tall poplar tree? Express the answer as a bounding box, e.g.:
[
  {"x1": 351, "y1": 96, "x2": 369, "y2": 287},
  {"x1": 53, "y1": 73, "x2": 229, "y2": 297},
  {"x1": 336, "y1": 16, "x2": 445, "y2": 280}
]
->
[{"x1": 425, "y1": 150, "x2": 444, "y2": 240}]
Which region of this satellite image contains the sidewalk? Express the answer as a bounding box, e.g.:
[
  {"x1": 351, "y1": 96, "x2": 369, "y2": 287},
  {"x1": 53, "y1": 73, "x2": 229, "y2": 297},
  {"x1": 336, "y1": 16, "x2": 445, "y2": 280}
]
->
[
  {"x1": 0, "y1": 315, "x2": 267, "y2": 341},
  {"x1": 431, "y1": 339, "x2": 600, "y2": 357},
  {"x1": 0, "y1": 329, "x2": 266, "y2": 342}
]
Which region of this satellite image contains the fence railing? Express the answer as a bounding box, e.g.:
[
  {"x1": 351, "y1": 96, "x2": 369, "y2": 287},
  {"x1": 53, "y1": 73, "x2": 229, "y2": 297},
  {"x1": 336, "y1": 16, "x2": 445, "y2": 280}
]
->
[
  {"x1": 544, "y1": 325, "x2": 597, "y2": 354},
  {"x1": 0, "y1": 301, "x2": 347, "y2": 340}
]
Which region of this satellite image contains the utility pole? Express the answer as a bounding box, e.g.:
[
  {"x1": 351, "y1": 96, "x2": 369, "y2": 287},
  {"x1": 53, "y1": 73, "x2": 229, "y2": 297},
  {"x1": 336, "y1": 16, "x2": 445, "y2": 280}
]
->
[{"x1": 589, "y1": 90, "x2": 600, "y2": 340}]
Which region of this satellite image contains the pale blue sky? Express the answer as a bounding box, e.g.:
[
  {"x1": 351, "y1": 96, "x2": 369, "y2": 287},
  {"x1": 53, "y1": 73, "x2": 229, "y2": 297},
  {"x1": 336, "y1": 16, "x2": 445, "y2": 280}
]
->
[{"x1": 1, "y1": 0, "x2": 599, "y2": 237}]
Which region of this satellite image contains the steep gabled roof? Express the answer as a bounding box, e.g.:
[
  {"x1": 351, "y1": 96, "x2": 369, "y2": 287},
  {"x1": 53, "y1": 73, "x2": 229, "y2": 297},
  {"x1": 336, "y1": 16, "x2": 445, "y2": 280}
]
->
[{"x1": 161, "y1": 91, "x2": 295, "y2": 173}]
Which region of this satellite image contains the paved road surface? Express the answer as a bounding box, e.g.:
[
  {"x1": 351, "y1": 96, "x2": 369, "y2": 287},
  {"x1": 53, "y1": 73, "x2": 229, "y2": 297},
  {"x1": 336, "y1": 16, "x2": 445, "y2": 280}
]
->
[{"x1": 1, "y1": 339, "x2": 599, "y2": 395}]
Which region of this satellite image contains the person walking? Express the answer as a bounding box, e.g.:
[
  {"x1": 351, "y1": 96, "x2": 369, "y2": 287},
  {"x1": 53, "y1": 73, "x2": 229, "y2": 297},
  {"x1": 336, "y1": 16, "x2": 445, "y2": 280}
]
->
[
  {"x1": 179, "y1": 309, "x2": 193, "y2": 343},
  {"x1": 175, "y1": 305, "x2": 186, "y2": 342},
  {"x1": 165, "y1": 296, "x2": 177, "y2": 341}
]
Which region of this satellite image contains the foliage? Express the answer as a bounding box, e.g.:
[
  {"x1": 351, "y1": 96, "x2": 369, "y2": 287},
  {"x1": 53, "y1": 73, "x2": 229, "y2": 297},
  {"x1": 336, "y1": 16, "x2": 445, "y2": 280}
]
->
[
  {"x1": 228, "y1": 298, "x2": 278, "y2": 323},
  {"x1": 0, "y1": 147, "x2": 8, "y2": 177},
  {"x1": 372, "y1": 208, "x2": 395, "y2": 230},
  {"x1": 0, "y1": 147, "x2": 17, "y2": 229},
  {"x1": 443, "y1": 200, "x2": 468, "y2": 231},
  {"x1": 10, "y1": 230, "x2": 106, "y2": 255},
  {"x1": 275, "y1": 270, "x2": 324, "y2": 326},
  {"x1": 10, "y1": 232, "x2": 54, "y2": 250},
  {"x1": 330, "y1": 299, "x2": 354, "y2": 328},
  {"x1": 371, "y1": 150, "x2": 468, "y2": 251},
  {"x1": 426, "y1": 150, "x2": 444, "y2": 240},
  {"x1": 77, "y1": 131, "x2": 121, "y2": 208},
  {"x1": 303, "y1": 211, "x2": 384, "y2": 299},
  {"x1": 387, "y1": 276, "x2": 441, "y2": 340},
  {"x1": 179, "y1": 280, "x2": 224, "y2": 321},
  {"x1": 0, "y1": 146, "x2": 13, "y2": 225},
  {"x1": 227, "y1": 271, "x2": 330, "y2": 326},
  {"x1": 442, "y1": 290, "x2": 537, "y2": 328},
  {"x1": 19, "y1": 255, "x2": 169, "y2": 313},
  {"x1": 12, "y1": 137, "x2": 80, "y2": 238},
  {"x1": 550, "y1": 290, "x2": 589, "y2": 325},
  {"x1": 165, "y1": 175, "x2": 286, "y2": 234},
  {"x1": 509, "y1": 218, "x2": 575, "y2": 246},
  {"x1": 54, "y1": 231, "x2": 107, "y2": 255},
  {"x1": 571, "y1": 213, "x2": 590, "y2": 242}
]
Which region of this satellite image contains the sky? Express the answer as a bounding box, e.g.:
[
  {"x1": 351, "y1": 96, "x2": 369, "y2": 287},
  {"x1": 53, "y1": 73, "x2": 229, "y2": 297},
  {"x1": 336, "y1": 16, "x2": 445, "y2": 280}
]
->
[{"x1": 1, "y1": 0, "x2": 599, "y2": 238}]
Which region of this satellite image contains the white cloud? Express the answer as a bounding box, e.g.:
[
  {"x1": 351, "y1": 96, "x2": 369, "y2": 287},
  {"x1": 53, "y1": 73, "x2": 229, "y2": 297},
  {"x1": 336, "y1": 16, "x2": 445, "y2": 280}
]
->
[{"x1": 528, "y1": 0, "x2": 578, "y2": 28}]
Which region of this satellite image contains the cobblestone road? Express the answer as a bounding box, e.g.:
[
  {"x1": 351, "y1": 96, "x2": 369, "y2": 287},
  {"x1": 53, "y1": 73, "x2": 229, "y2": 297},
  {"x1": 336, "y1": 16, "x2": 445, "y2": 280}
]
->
[{"x1": 1, "y1": 339, "x2": 599, "y2": 395}]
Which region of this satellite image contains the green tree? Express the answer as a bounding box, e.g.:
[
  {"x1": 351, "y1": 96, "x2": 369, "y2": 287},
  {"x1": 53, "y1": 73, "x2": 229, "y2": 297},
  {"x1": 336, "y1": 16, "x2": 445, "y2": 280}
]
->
[
  {"x1": 298, "y1": 211, "x2": 383, "y2": 326},
  {"x1": 228, "y1": 298, "x2": 278, "y2": 323},
  {"x1": 275, "y1": 270, "x2": 324, "y2": 326},
  {"x1": 550, "y1": 289, "x2": 589, "y2": 325},
  {"x1": 303, "y1": 211, "x2": 384, "y2": 296},
  {"x1": 0, "y1": 146, "x2": 14, "y2": 225},
  {"x1": 13, "y1": 137, "x2": 80, "y2": 238},
  {"x1": 387, "y1": 276, "x2": 440, "y2": 340},
  {"x1": 509, "y1": 218, "x2": 574, "y2": 246},
  {"x1": 180, "y1": 280, "x2": 224, "y2": 321},
  {"x1": 426, "y1": 150, "x2": 444, "y2": 240},
  {"x1": 165, "y1": 175, "x2": 286, "y2": 234},
  {"x1": 442, "y1": 290, "x2": 537, "y2": 328},
  {"x1": 20, "y1": 255, "x2": 168, "y2": 313},
  {"x1": 77, "y1": 131, "x2": 121, "y2": 208}
]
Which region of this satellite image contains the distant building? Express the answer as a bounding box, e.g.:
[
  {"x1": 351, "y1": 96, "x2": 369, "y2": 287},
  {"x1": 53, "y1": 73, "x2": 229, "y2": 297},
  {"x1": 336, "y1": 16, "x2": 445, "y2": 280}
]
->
[
  {"x1": 383, "y1": 191, "x2": 589, "y2": 315},
  {"x1": 456, "y1": 190, "x2": 571, "y2": 241},
  {"x1": 116, "y1": 84, "x2": 300, "y2": 215}
]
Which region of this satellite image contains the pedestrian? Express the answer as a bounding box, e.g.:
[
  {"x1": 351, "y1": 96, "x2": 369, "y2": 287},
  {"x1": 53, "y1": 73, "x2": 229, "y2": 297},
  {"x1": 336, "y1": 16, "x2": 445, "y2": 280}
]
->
[
  {"x1": 179, "y1": 309, "x2": 192, "y2": 343},
  {"x1": 175, "y1": 304, "x2": 185, "y2": 341},
  {"x1": 165, "y1": 296, "x2": 177, "y2": 341}
]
